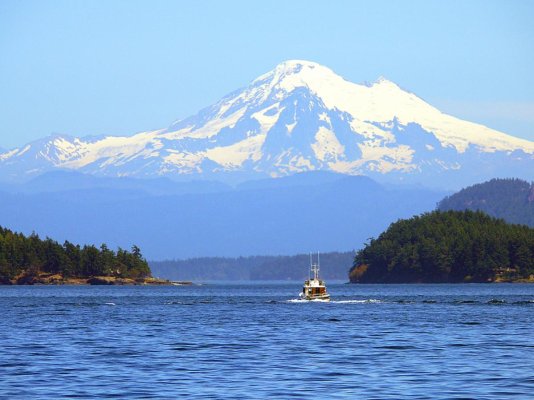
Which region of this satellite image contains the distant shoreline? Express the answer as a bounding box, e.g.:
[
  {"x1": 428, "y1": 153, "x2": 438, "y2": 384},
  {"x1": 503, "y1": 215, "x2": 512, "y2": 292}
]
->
[{"x1": 3, "y1": 269, "x2": 533, "y2": 285}]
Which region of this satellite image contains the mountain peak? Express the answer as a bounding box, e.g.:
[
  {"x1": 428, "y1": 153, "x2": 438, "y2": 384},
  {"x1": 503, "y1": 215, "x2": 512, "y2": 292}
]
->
[
  {"x1": 252, "y1": 60, "x2": 340, "y2": 89},
  {"x1": 373, "y1": 75, "x2": 397, "y2": 86},
  {"x1": 275, "y1": 59, "x2": 321, "y2": 71}
]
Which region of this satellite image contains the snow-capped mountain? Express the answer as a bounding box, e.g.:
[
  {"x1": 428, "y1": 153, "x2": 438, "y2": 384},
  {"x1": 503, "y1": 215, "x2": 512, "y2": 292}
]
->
[{"x1": 1, "y1": 60, "x2": 533, "y2": 187}]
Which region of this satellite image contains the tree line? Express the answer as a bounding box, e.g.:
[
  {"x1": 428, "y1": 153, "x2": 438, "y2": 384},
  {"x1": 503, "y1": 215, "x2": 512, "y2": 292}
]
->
[
  {"x1": 0, "y1": 226, "x2": 151, "y2": 282},
  {"x1": 350, "y1": 210, "x2": 534, "y2": 283},
  {"x1": 150, "y1": 252, "x2": 354, "y2": 281}
]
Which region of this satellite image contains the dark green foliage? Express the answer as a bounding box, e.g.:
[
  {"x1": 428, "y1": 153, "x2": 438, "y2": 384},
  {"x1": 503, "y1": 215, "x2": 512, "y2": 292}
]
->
[
  {"x1": 0, "y1": 226, "x2": 151, "y2": 281},
  {"x1": 438, "y1": 178, "x2": 534, "y2": 227},
  {"x1": 349, "y1": 210, "x2": 534, "y2": 283}
]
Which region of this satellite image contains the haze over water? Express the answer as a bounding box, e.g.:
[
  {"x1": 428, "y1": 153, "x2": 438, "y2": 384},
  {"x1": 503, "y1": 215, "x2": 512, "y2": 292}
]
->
[{"x1": 1, "y1": 283, "x2": 533, "y2": 399}]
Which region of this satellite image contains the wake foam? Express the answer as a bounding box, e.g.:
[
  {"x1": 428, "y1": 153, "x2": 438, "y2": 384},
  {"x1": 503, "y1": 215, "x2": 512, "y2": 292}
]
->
[
  {"x1": 332, "y1": 299, "x2": 383, "y2": 304},
  {"x1": 286, "y1": 298, "x2": 383, "y2": 304}
]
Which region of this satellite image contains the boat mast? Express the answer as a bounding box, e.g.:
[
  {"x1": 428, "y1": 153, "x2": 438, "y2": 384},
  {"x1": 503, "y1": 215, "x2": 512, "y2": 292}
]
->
[
  {"x1": 316, "y1": 251, "x2": 320, "y2": 280},
  {"x1": 308, "y1": 251, "x2": 313, "y2": 280},
  {"x1": 309, "y1": 251, "x2": 319, "y2": 280}
]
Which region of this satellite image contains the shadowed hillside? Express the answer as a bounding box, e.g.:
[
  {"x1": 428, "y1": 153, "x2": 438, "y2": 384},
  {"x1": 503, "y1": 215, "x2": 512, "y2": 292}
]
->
[{"x1": 438, "y1": 178, "x2": 534, "y2": 227}]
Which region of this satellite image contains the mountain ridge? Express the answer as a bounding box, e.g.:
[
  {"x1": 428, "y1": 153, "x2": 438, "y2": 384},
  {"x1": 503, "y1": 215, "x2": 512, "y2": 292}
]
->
[{"x1": 0, "y1": 172, "x2": 445, "y2": 259}]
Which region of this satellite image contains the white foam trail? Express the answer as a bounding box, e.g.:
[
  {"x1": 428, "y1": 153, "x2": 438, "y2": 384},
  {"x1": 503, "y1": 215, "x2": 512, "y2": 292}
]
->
[
  {"x1": 331, "y1": 299, "x2": 383, "y2": 304},
  {"x1": 105, "y1": 302, "x2": 116, "y2": 306},
  {"x1": 287, "y1": 298, "x2": 330, "y2": 303},
  {"x1": 287, "y1": 298, "x2": 382, "y2": 304}
]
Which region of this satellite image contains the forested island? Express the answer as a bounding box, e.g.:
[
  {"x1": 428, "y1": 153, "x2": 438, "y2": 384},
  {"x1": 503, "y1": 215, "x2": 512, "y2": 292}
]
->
[
  {"x1": 0, "y1": 226, "x2": 165, "y2": 285},
  {"x1": 349, "y1": 210, "x2": 534, "y2": 283}
]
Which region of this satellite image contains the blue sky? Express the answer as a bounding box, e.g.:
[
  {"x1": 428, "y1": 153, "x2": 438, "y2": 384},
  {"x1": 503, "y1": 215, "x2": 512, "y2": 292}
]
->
[{"x1": 0, "y1": 0, "x2": 533, "y2": 148}]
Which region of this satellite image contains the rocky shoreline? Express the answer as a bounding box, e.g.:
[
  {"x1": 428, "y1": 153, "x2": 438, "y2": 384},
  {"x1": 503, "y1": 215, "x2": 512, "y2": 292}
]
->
[{"x1": 1, "y1": 272, "x2": 172, "y2": 285}]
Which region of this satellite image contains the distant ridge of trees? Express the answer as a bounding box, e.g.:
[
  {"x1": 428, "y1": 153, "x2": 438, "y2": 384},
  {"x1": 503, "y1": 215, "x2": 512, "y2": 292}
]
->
[
  {"x1": 0, "y1": 226, "x2": 150, "y2": 283},
  {"x1": 349, "y1": 210, "x2": 534, "y2": 283},
  {"x1": 438, "y1": 178, "x2": 534, "y2": 227},
  {"x1": 150, "y1": 252, "x2": 354, "y2": 281}
]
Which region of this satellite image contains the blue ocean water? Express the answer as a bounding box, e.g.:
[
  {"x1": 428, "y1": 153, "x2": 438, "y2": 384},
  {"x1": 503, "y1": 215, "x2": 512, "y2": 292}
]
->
[{"x1": 1, "y1": 283, "x2": 533, "y2": 399}]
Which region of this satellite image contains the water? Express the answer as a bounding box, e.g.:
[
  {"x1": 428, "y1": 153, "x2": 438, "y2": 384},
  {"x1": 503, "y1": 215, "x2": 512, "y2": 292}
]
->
[{"x1": 1, "y1": 283, "x2": 533, "y2": 399}]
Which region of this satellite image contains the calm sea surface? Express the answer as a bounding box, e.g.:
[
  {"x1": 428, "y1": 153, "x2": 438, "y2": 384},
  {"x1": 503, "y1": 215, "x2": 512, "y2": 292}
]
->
[{"x1": 1, "y1": 283, "x2": 533, "y2": 399}]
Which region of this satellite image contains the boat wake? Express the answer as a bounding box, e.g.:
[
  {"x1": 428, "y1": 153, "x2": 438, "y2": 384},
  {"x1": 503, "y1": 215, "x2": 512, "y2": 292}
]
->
[
  {"x1": 332, "y1": 299, "x2": 383, "y2": 304},
  {"x1": 287, "y1": 298, "x2": 383, "y2": 304},
  {"x1": 286, "y1": 298, "x2": 533, "y2": 305},
  {"x1": 287, "y1": 298, "x2": 330, "y2": 303}
]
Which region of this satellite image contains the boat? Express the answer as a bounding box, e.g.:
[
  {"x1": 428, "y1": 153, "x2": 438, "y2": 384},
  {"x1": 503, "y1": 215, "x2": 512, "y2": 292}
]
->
[{"x1": 299, "y1": 253, "x2": 330, "y2": 301}]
